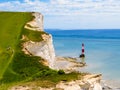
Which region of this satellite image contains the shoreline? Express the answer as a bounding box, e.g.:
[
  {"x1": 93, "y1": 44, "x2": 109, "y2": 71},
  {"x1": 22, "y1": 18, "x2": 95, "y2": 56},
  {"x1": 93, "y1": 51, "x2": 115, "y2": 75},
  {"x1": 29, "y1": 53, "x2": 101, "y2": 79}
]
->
[
  {"x1": 54, "y1": 56, "x2": 86, "y2": 73},
  {"x1": 55, "y1": 56, "x2": 120, "y2": 90}
]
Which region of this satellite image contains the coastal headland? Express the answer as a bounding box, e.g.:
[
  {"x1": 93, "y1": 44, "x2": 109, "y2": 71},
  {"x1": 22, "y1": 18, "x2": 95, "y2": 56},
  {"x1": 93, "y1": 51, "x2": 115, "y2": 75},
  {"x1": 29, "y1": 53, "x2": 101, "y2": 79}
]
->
[{"x1": 0, "y1": 11, "x2": 103, "y2": 90}]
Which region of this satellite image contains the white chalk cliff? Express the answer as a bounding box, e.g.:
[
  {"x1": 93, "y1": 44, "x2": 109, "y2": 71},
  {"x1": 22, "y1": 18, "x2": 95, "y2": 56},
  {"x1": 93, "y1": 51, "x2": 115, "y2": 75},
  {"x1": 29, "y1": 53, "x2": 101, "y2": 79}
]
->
[
  {"x1": 24, "y1": 12, "x2": 43, "y2": 31},
  {"x1": 23, "y1": 12, "x2": 55, "y2": 68}
]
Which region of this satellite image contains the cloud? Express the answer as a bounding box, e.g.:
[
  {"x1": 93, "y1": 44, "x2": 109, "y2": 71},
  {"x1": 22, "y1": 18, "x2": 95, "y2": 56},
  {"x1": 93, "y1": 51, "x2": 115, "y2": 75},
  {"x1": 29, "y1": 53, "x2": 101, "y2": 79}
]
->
[{"x1": 0, "y1": 0, "x2": 120, "y2": 15}]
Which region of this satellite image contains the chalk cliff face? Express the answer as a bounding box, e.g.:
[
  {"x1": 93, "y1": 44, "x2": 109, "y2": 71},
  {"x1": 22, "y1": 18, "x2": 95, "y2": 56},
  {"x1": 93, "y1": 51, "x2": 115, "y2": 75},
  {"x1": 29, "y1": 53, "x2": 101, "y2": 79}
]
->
[
  {"x1": 23, "y1": 12, "x2": 55, "y2": 68},
  {"x1": 24, "y1": 12, "x2": 43, "y2": 31},
  {"x1": 23, "y1": 35, "x2": 55, "y2": 68}
]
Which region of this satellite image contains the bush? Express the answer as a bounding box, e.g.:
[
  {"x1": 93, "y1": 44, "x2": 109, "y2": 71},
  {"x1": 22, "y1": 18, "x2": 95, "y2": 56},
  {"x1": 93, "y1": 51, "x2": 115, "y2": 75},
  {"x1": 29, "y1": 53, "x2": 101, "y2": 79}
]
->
[{"x1": 58, "y1": 70, "x2": 65, "y2": 75}]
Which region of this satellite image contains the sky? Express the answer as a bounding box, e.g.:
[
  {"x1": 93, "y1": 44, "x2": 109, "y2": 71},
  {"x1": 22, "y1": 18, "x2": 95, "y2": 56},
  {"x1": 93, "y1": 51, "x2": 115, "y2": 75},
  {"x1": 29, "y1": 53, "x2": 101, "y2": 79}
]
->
[{"x1": 0, "y1": 0, "x2": 120, "y2": 29}]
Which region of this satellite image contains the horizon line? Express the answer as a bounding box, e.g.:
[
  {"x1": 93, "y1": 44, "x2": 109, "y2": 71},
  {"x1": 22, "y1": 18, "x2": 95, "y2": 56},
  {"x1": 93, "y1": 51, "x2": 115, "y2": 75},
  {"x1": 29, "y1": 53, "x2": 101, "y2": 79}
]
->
[{"x1": 45, "y1": 29, "x2": 120, "y2": 30}]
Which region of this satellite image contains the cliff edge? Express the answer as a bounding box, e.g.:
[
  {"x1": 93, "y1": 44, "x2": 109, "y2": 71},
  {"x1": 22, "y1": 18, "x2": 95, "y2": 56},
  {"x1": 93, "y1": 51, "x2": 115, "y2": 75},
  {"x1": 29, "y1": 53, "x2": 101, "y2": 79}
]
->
[
  {"x1": 23, "y1": 12, "x2": 55, "y2": 68},
  {"x1": 0, "y1": 11, "x2": 102, "y2": 90}
]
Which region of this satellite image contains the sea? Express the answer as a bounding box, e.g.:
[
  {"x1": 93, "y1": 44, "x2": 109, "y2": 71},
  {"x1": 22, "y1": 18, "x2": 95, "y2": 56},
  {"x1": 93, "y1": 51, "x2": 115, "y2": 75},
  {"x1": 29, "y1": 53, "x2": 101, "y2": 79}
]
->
[{"x1": 46, "y1": 29, "x2": 120, "y2": 88}]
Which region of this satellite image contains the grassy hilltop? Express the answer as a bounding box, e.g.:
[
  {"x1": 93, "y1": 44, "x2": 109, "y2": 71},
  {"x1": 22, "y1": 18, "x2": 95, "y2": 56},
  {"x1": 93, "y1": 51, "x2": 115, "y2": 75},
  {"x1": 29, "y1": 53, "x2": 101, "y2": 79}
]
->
[
  {"x1": 0, "y1": 12, "x2": 32, "y2": 78},
  {"x1": 0, "y1": 12, "x2": 84, "y2": 90}
]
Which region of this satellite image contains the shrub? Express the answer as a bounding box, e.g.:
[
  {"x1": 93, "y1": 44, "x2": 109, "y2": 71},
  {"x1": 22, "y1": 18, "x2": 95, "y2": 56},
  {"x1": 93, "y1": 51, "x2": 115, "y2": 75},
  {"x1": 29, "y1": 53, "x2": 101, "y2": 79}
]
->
[{"x1": 58, "y1": 70, "x2": 65, "y2": 75}]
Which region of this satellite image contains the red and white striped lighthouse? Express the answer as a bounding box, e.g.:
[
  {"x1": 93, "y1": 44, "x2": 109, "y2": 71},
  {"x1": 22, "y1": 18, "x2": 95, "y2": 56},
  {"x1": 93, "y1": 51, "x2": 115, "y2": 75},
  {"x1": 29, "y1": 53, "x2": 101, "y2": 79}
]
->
[
  {"x1": 82, "y1": 43, "x2": 84, "y2": 54},
  {"x1": 80, "y1": 43, "x2": 85, "y2": 58}
]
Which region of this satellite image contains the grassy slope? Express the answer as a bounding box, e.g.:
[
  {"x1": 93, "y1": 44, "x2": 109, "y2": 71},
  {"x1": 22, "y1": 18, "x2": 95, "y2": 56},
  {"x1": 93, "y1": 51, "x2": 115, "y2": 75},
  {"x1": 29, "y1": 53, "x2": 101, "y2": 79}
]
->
[
  {"x1": 0, "y1": 12, "x2": 32, "y2": 79},
  {"x1": 0, "y1": 12, "x2": 85, "y2": 90}
]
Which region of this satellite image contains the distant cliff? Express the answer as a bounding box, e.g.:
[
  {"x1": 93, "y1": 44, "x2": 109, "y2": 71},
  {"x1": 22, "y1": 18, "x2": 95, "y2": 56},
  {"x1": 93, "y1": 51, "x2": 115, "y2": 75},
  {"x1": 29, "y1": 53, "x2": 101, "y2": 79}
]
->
[{"x1": 23, "y1": 12, "x2": 55, "y2": 68}]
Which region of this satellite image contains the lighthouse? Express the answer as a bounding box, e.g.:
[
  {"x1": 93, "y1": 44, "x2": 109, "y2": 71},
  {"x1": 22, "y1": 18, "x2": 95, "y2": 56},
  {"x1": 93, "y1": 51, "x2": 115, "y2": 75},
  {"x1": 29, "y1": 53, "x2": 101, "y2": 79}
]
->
[{"x1": 79, "y1": 43, "x2": 85, "y2": 58}]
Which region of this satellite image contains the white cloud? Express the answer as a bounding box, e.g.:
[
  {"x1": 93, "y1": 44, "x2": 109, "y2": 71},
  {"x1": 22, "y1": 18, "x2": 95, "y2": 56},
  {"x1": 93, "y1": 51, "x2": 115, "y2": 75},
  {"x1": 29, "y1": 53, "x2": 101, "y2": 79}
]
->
[
  {"x1": 0, "y1": 0, "x2": 120, "y2": 15},
  {"x1": 1, "y1": 0, "x2": 120, "y2": 29}
]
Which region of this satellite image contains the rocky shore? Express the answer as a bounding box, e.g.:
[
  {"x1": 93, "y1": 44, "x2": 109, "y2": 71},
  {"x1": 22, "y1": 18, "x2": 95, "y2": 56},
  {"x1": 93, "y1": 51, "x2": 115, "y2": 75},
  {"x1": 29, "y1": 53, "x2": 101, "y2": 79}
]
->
[
  {"x1": 55, "y1": 57, "x2": 86, "y2": 73},
  {"x1": 54, "y1": 57, "x2": 120, "y2": 90},
  {"x1": 101, "y1": 80, "x2": 120, "y2": 90},
  {"x1": 10, "y1": 74, "x2": 102, "y2": 90}
]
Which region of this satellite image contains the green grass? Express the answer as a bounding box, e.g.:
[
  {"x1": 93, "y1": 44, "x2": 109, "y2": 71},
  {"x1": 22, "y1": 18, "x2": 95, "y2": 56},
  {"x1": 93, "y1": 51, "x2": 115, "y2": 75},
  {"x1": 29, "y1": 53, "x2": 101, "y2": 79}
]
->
[
  {"x1": 0, "y1": 12, "x2": 32, "y2": 79},
  {"x1": 0, "y1": 12, "x2": 85, "y2": 90},
  {"x1": 13, "y1": 72, "x2": 84, "y2": 89},
  {"x1": 22, "y1": 28, "x2": 48, "y2": 42}
]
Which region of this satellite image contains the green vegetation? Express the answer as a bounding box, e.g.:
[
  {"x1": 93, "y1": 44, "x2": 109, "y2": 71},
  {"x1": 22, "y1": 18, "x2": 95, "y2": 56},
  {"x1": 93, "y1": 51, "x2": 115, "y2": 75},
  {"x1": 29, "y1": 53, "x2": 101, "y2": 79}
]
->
[
  {"x1": 58, "y1": 70, "x2": 65, "y2": 75},
  {"x1": 12, "y1": 72, "x2": 84, "y2": 89},
  {"x1": 22, "y1": 28, "x2": 48, "y2": 42},
  {"x1": 0, "y1": 12, "x2": 85, "y2": 90},
  {"x1": 0, "y1": 12, "x2": 32, "y2": 79}
]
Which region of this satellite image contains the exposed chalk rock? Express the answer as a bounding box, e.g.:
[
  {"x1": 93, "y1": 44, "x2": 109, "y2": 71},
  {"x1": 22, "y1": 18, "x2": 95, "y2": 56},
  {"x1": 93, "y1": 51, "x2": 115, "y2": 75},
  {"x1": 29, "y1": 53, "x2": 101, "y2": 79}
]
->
[
  {"x1": 24, "y1": 12, "x2": 43, "y2": 31},
  {"x1": 55, "y1": 57, "x2": 86, "y2": 73},
  {"x1": 22, "y1": 34, "x2": 55, "y2": 68},
  {"x1": 56, "y1": 74, "x2": 102, "y2": 90}
]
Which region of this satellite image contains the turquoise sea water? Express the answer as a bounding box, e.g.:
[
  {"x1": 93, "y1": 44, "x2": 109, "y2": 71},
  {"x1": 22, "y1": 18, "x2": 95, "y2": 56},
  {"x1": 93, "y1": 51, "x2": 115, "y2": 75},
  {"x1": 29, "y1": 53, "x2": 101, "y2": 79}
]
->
[{"x1": 46, "y1": 30, "x2": 120, "y2": 81}]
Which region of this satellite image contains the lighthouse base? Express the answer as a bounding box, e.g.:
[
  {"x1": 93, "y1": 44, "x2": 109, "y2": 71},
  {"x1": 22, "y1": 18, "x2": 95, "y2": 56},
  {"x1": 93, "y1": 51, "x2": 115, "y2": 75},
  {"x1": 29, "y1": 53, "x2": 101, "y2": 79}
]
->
[{"x1": 79, "y1": 54, "x2": 85, "y2": 58}]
